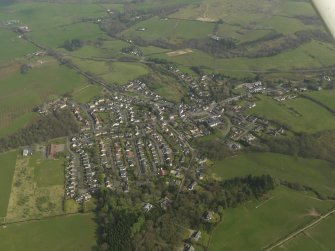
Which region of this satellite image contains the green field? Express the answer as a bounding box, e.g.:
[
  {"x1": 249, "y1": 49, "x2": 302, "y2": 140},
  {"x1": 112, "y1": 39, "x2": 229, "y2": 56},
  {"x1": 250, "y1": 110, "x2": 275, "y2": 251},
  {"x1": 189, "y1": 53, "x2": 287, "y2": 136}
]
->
[
  {"x1": 73, "y1": 85, "x2": 103, "y2": 103},
  {"x1": 6, "y1": 151, "x2": 66, "y2": 222},
  {"x1": 0, "y1": 214, "x2": 97, "y2": 251},
  {"x1": 248, "y1": 96, "x2": 335, "y2": 133},
  {"x1": 0, "y1": 62, "x2": 87, "y2": 138},
  {"x1": 211, "y1": 152, "x2": 335, "y2": 197},
  {"x1": 306, "y1": 90, "x2": 335, "y2": 110},
  {"x1": 34, "y1": 158, "x2": 64, "y2": 187},
  {"x1": 0, "y1": 151, "x2": 17, "y2": 218},
  {"x1": 274, "y1": 213, "x2": 335, "y2": 251},
  {"x1": 209, "y1": 187, "x2": 335, "y2": 251},
  {"x1": 0, "y1": 29, "x2": 36, "y2": 66},
  {"x1": 121, "y1": 16, "x2": 215, "y2": 43}
]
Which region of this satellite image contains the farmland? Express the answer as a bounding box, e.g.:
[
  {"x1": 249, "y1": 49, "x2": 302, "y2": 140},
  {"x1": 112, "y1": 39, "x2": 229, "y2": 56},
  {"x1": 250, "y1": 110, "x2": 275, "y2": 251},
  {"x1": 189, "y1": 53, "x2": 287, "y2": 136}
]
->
[
  {"x1": 211, "y1": 152, "x2": 335, "y2": 198},
  {"x1": 0, "y1": 214, "x2": 96, "y2": 251},
  {"x1": 0, "y1": 151, "x2": 18, "y2": 219},
  {"x1": 0, "y1": 61, "x2": 87, "y2": 138},
  {"x1": 208, "y1": 187, "x2": 335, "y2": 251},
  {"x1": 247, "y1": 96, "x2": 335, "y2": 133},
  {"x1": 306, "y1": 89, "x2": 335, "y2": 110},
  {"x1": 273, "y1": 213, "x2": 335, "y2": 251}
]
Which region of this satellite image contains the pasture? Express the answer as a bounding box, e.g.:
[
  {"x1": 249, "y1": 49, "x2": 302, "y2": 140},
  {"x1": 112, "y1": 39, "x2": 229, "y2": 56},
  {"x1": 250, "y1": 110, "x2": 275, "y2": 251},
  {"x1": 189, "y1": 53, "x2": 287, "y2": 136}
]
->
[
  {"x1": 247, "y1": 96, "x2": 335, "y2": 133},
  {"x1": 120, "y1": 16, "x2": 215, "y2": 43},
  {"x1": 73, "y1": 85, "x2": 103, "y2": 103},
  {"x1": 211, "y1": 152, "x2": 335, "y2": 198},
  {"x1": 0, "y1": 29, "x2": 35, "y2": 66},
  {"x1": 0, "y1": 62, "x2": 87, "y2": 138},
  {"x1": 274, "y1": 213, "x2": 335, "y2": 251},
  {"x1": 0, "y1": 151, "x2": 18, "y2": 218},
  {"x1": 151, "y1": 41, "x2": 335, "y2": 78},
  {"x1": 306, "y1": 90, "x2": 335, "y2": 111},
  {"x1": 208, "y1": 187, "x2": 335, "y2": 251},
  {"x1": 0, "y1": 214, "x2": 97, "y2": 251},
  {"x1": 71, "y1": 58, "x2": 149, "y2": 85}
]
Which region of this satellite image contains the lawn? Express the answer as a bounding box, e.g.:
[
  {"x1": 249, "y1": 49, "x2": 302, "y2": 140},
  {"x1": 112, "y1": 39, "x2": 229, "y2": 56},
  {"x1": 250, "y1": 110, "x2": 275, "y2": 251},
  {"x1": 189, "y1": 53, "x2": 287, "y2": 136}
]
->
[
  {"x1": 209, "y1": 187, "x2": 335, "y2": 251},
  {"x1": 248, "y1": 96, "x2": 335, "y2": 133},
  {"x1": 0, "y1": 214, "x2": 97, "y2": 251},
  {"x1": 211, "y1": 152, "x2": 335, "y2": 198},
  {"x1": 0, "y1": 62, "x2": 87, "y2": 138},
  {"x1": 274, "y1": 213, "x2": 335, "y2": 251},
  {"x1": 0, "y1": 151, "x2": 18, "y2": 218},
  {"x1": 34, "y1": 158, "x2": 64, "y2": 187},
  {"x1": 306, "y1": 90, "x2": 335, "y2": 110}
]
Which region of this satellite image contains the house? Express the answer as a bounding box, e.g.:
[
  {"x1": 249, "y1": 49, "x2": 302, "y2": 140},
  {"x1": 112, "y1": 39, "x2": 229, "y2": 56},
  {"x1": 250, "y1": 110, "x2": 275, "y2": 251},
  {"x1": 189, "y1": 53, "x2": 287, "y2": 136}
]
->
[
  {"x1": 22, "y1": 149, "x2": 31, "y2": 157},
  {"x1": 143, "y1": 203, "x2": 153, "y2": 213},
  {"x1": 202, "y1": 211, "x2": 213, "y2": 221},
  {"x1": 191, "y1": 230, "x2": 201, "y2": 241}
]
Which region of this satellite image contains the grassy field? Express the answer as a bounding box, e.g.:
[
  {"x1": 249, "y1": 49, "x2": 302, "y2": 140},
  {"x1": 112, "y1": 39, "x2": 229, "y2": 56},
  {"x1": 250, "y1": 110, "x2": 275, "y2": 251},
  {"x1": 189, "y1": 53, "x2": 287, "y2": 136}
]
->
[
  {"x1": 0, "y1": 29, "x2": 36, "y2": 66},
  {"x1": 209, "y1": 187, "x2": 335, "y2": 251},
  {"x1": 6, "y1": 151, "x2": 65, "y2": 222},
  {"x1": 0, "y1": 214, "x2": 97, "y2": 251},
  {"x1": 211, "y1": 152, "x2": 335, "y2": 198},
  {"x1": 0, "y1": 151, "x2": 18, "y2": 218},
  {"x1": 274, "y1": 213, "x2": 335, "y2": 251},
  {"x1": 306, "y1": 90, "x2": 335, "y2": 110},
  {"x1": 30, "y1": 22, "x2": 106, "y2": 48},
  {"x1": 73, "y1": 85, "x2": 103, "y2": 103},
  {"x1": 71, "y1": 58, "x2": 149, "y2": 85},
  {"x1": 150, "y1": 41, "x2": 335, "y2": 78},
  {"x1": 0, "y1": 61, "x2": 87, "y2": 138},
  {"x1": 247, "y1": 96, "x2": 335, "y2": 133},
  {"x1": 121, "y1": 16, "x2": 215, "y2": 43}
]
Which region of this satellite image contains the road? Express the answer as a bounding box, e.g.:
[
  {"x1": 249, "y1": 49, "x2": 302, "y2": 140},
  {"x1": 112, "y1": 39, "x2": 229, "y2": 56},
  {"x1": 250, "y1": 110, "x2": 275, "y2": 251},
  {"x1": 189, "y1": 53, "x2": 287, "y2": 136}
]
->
[{"x1": 265, "y1": 207, "x2": 335, "y2": 251}]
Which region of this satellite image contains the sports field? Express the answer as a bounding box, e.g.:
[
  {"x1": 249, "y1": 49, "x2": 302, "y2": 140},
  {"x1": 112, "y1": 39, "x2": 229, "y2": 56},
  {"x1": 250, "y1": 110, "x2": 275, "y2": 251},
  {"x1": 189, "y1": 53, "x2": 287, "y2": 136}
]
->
[
  {"x1": 211, "y1": 152, "x2": 335, "y2": 198},
  {"x1": 247, "y1": 96, "x2": 335, "y2": 133},
  {"x1": 0, "y1": 151, "x2": 18, "y2": 218},
  {"x1": 209, "y1": 187, "x2": 335, "y2": 251},
  {"x1": 0, "y1": 214, "x2": 96, "y2": 251}
]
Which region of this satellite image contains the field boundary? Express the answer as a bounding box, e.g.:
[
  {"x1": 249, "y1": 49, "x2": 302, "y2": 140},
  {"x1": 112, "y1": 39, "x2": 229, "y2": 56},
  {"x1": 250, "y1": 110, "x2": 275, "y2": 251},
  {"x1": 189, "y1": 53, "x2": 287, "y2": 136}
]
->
[
  {"x1": 1, "y1": 211, "x2": 93, "y2": 227},
  {"x1": 263, "y1": 207, "x2": 335, "y2": 250}
]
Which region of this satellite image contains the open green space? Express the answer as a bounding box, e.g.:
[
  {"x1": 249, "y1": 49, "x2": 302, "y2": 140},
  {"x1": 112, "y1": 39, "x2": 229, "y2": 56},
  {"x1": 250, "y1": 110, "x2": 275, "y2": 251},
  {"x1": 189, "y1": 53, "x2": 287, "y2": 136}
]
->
[
  {"x1": 0, "y1": 29, "x2": 36, "y2": 66},
  {"x1": 0, "y1": 151, "x2": 17, "y2": 218},
  {"x1": 151, "y1": 41, "x2": 335, "y2": 78},
  {"x1": 306, "y1": 90, "x2": 335, "y2": 110},
  {"x1": 73, "y1": 85, "x2": 103, "y2": 103},
  {"x1": 0, "y1": 62, "x2": 87, "y2": 138},
  {"x1": 121, "y1": 16, "x2": 215, "y2": 43},
  {"x1": 209, "y1": 187, "x2": 335, "y2": 251},
  {"x1": 33, "y1": 157, "x2": 64, "y2": 187},
  {"x1": 0, "y1": 214, "x2": 97, "y2": 251},
  {"x1": 274, "y1": 213, "x2": 335, "y2": 251},
  {"x1": 248, "y1": 96, "x2": 335, "y2": 133},
  {"x1": 211, "y1": 152, "x2": 335, "y2": 197},
  {"x1": 0, "y1": 2, "x2": 105, "y2": 31},
  {"x1": 72, "y1": 58, "x2": 149, "y2": 85},
  {"x1": 30, "y1": 22, "x2": 106, "y2": 48}
]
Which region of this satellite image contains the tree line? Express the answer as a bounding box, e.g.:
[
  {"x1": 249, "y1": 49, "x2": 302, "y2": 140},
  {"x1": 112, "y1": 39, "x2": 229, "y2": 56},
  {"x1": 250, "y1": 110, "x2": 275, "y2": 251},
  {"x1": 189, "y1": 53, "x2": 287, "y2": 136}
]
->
[
  {"x1": 0, "y1": 109, "x2": 80, "y2": 152},
  {"x1": 95, "y1": 175, "x2": 275, "y2": 251}
]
